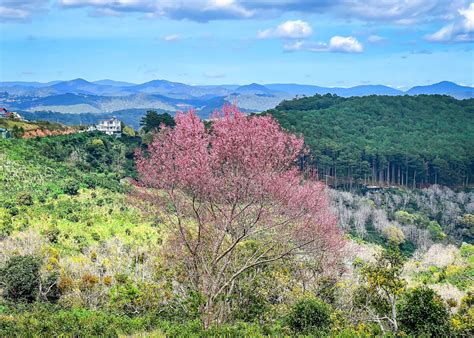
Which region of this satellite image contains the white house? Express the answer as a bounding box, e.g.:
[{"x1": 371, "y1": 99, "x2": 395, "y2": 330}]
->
[{"x1": 96, "y1": 117, "x2": 121, "y2": 136}]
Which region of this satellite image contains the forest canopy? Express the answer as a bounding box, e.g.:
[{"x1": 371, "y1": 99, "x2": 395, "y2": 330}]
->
[{"x1": 267, "y1": 94, "x2": 474, "y2": 188}]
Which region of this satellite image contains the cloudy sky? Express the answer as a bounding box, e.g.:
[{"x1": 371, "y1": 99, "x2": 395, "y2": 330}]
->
[{"x1": 0, "y1": 0, "x2": 473, "y2": 88}]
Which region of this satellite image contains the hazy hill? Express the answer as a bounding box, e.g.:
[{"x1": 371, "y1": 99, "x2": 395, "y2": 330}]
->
[
  {"x1": 93, "y1": 79, "x2": 136, "y2": 87},
  {"x1": 234, "y1": 83, "x2": 277, "y2": 95},
  {"x1": 2, "y1": 79, "x2": 472, "y2": 100},
  {"x1": 264, "y1": 83, "x2": 402, "y2": 96},
  {"x1": 331, "y1": 85, "x2": 403, "y2": 96},
  {"x1": 0, "y1": 81, "x2": 61, "y2": 88},
  {"x1": 407, "y1": 81, "x2": 474, "y2": 99},
  {"x1": 1, "y1": 80, "x2": 473, "y2": 125}
]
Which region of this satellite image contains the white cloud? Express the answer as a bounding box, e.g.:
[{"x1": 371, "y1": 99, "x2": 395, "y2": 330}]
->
[
  {"x1": 258, "y1": 20, "x2": 313, "y2": 39},
  {"x1": 163, "y1": 34, "x2": 180, "y2": 42},
  {"x1": 0, "y1": 6, "x2": 30, "y2": 20},
  {"x1": 367, "y1": 34, "x2": 388, "y2": 43},
  {"x1": 59, "y1": 0, "x2": 253, "y2": 21},
  {"x1": 460, "y1": 3, "x2": 474, "y2": 30},
  {"x1": 426, "y1": 3, "x2": 474, "y2": 42},
  {"x1": 329, "y1": 36, "x2": 364, "y2": 53},
  {"x1": 0, "y1": 0, "x2": 49, "y2": 21},
  {"x1": 204, "y1": 0, "x2": 253, "y2": 18},
  {"x1": 203, "y1": 72, "x2": 226, "y2": 78},
  {"x1": 284, "y1": 36, "x2": 363, "y2": 53},
  {"x1": 4, "y1": 0, "x2": 470, "y2": 26}
]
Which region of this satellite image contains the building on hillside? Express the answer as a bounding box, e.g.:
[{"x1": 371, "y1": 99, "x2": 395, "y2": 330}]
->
[
  {"x1": 0, "y1": 128, "x2": 11, "y2": 139},
  {"x1": 96, "y1": 117, "x2": 122, "y2": 136},
  {"x1": 0, "y1": 108, "x2": 9, "y2": 118},
  {"x1": 0, "y1": 107, "x2": 24, "y2": 121},
  {"x1": 11, "y1": 112, "x2": 24, "y2": 121}
]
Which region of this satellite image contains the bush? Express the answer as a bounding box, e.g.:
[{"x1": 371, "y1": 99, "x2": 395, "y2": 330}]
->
[
  {"x1": 382, "y1": 225, "x2": 405, "y2": 245},
  {"x1": 44, "y1": 226, "x2": 60, "y2": 243},
  {"x1": 43, "y1": 272, "x2": 61, "y2": 303},
  {"x1": 0, "y1": 214, "x2": 13, "y2": 239},
  {"x1": 0, "y1": 304, "x2": 152, "y2": 337},
  {"x1": 428, "y1": 221, "x2": 446, "y2": 241},
  {"x1": 451, "y1": 291, "x2": 474, "y2": 336},
  {"x1": 287, "y1": 297, "x2": 332, "y2": 334},
  {"x1": 16, "y1": 192, "x2": 33, "y2": 206},
  {"x1": 62, "y1": 180, "x2": 80, "y2": 196},
  {"x1": 0, "y1": 255, "x2": 41, "y2": 302},
  {"x1": 398, "y1": 287, "x2": 450, "y2": 336}
]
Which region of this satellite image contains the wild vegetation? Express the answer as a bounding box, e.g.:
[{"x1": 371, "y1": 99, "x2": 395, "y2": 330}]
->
[
  {"x1": 0, "y1": 118, "x2": 77, "y2": 138},
  {"x1": 0, "y1": 103, "x2": 472, "y2": 336}
]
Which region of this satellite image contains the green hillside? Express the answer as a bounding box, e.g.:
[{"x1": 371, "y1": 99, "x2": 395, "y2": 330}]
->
[
  {"x1": 268, "y1": 94, "x2": 474, "y2": 188},
  {"x1": 0, "y1": 125, "x2": 472, "y2": 337}
]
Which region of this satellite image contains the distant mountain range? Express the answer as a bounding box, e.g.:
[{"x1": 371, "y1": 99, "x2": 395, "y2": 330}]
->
[
  {"x1": 0, "y1": 79, "x2": 472, "y2": 128},
  {"x1": 1, "y1": 79, "x2": 472, "y2": 100}
]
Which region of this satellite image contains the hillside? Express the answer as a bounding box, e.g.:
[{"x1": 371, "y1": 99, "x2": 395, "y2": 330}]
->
[
  {"x1": 268, "y1": 94, "x2": 474, "y2": 188},
  {"x1": 408, "y1": 81, "x2": 474, "y2": 99},
  {"x1": 0, "y1": 118, "x2": 78, "y2": 138},
  {"x1": 0, "y1": 130, "x2": 472, "y2": 336}
]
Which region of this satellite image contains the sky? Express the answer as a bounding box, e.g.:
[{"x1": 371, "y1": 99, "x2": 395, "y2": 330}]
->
[{"x1": 0, "y1": 0, "x2": 473, "y2": 88}]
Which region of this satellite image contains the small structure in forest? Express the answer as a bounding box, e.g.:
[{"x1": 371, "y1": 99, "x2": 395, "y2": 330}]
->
[
  {"x1": 0, "y1": 108, "x2": 24, "y2": 121},
  {"x1": 96, "y1": 117, "x2": 121, "y2": 136}
]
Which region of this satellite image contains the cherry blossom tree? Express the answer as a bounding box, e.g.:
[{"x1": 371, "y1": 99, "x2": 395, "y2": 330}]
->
[{"x1": 134, "y1": 104, "x2": 343, "y2": 327}]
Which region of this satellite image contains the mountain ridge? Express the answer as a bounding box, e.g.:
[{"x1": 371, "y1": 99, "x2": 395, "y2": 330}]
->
[
  {"x1": 1, "y1": 80, "x2": 472, "y2": 122},
  {"x1": 2, "y1": 79, "x2": 472, "y2": 98}
]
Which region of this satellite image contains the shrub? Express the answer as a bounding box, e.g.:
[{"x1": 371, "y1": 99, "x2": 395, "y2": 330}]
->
[
  {"x1": 382, "y1": 225, "x2": 405, "y2": 245},
  {"x1": 451, "y1": 291, "x2": 474, "y2": 336},
  {"x1": 398, "y1": 287, "x2": 450, "y2": 336},
  {"x1": 0, "y1": 214, "x2": 13, "y2": 239},
  {"x1": 43, "y1": 272, "x2": 61, "y2": 303},
  {"x1": 8, "y1": 206, "x2": 19, "y2": 216},
  {"x1": 16, "y1": 192, "x2": 33, "y2": 206},
  {"x1": 0, "y1": 255, "x2": 41, "y2": 302},
  {"x1": 90, "y1": 138, "x2": 105, "y2": 148},
  {"x1": 0, "y1": 304, "x2": 151, "y2": 337},
  {"x1": 428, "y1": 221, "x2": 447, "y2": 241},
  {"x1": 80, "y1": 273, "x2": 99, "y2": 290},
  {"x1": 62, "y1": 180, "x2": 80, "y2": 196},
  {"x1": 287, "y1": 297, "x2": 332, "y2": 334},
  {"x1": 83, "y1": 175, "x2": 97, "y2": 189},
  {"x1": 44, "y1": 226, "x2": 60, "y2": 243},
  {"x1": 394, "y1": 210, "x2": 416, "y2": 225}
]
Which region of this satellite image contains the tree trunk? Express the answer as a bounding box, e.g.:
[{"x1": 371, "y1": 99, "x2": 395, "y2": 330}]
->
[
  {"x1": 203, "y1": 298, "x2": 216, "y2": 329},
  {"x1": 391, "y1": 296, "x2": 398, "y2": 333}
]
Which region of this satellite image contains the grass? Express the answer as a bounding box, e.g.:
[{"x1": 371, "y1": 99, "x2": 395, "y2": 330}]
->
[{"x1": 8, "y1": 188, "x2": 158, "y2": 255}]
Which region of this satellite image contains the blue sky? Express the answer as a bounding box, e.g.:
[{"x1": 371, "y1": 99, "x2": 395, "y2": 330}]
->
[{"x1": 0, "y1": 0, "x2": 473, "y2": 88}]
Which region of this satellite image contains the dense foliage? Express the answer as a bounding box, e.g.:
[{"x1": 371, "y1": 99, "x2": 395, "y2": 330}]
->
[
  {"x1": 0, "y1": 255, "x2": 41, "y2": 302},
  {"x1": 139, "y1": 110, "x2": 175, "y2": 133},
  {"x1": 268, "y1": 94, "x2": 474, "y2": 188},
  {"x1": 0, "y1": 105, "x2": 472, "y2": 336},
  {"x1": 332, "y1": 186, "x2": 474, "y2": 252},
  {"x1": 398, "y1": 286, "x2": 450, "y2": 336},
  {"x1": 0, "y1": 131, "x2": 139, "y2": 205},
  {"x1": 286, "y1": 297, "x2": 332, "y2": 334}
]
